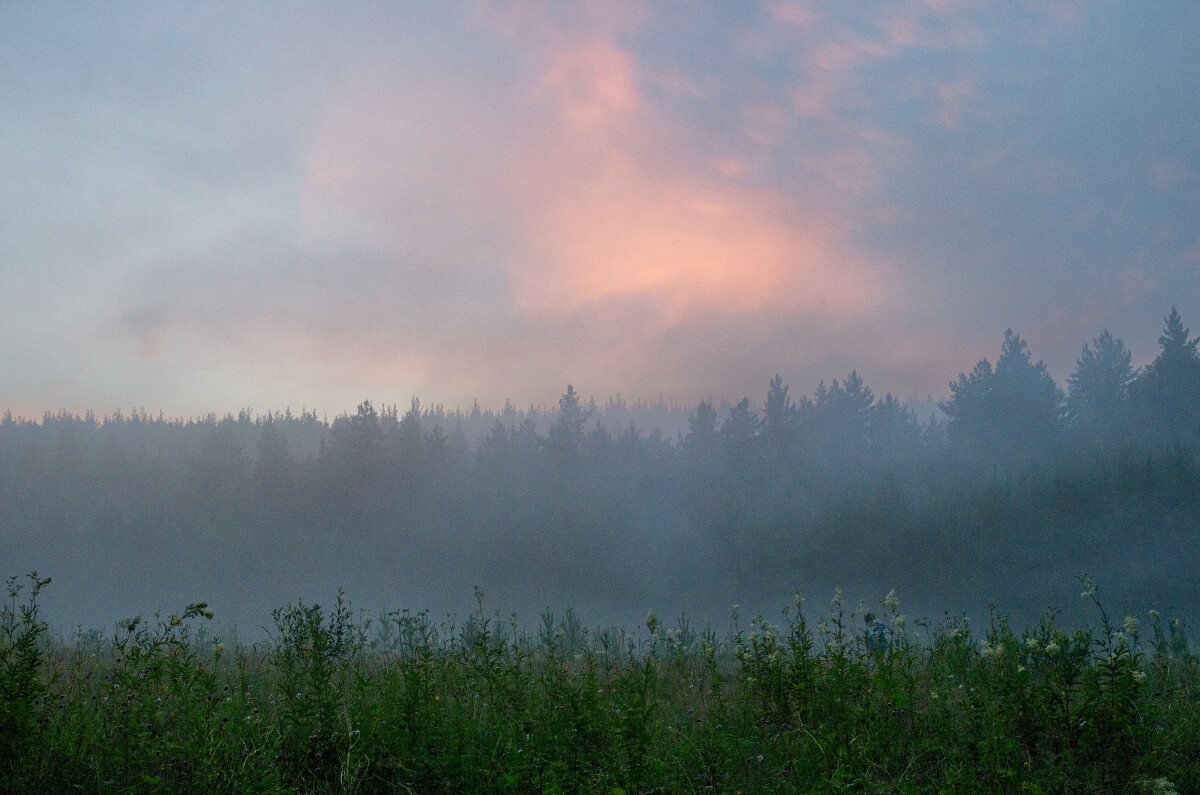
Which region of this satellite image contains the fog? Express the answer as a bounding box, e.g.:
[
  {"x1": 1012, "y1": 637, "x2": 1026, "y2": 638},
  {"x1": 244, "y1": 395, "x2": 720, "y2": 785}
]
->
[{"x1": 3, "y1": 308, "x2": 1198, "y2": 639}]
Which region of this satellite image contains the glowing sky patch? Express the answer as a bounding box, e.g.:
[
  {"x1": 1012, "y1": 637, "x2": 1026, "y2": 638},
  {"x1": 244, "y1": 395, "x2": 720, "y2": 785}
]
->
[{"x1": 1, "y1": 2, "x2": 1197, "y2": 417}]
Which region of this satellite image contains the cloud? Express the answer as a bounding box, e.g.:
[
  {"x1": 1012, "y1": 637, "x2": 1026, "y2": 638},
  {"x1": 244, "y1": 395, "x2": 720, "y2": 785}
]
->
[
  {"x1": 115, "y1": 304, "x2": 171, "y2": 358},
  {"x1": 298, "y1": 9, "x2": 889, "y2": 335},
  {"x1": 5, "y1": 2, "x2": 1199, "y2": 417}
]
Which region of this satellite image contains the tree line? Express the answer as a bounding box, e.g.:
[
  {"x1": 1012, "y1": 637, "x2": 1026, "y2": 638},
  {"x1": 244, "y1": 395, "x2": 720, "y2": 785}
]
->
[{"x1": 1, "y1": 308, "x2": 1198, "y2": 631}]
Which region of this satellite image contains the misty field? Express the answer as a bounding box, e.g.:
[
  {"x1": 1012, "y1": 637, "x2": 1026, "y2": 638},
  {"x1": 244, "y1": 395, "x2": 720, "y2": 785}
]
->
[
  {"x1": 4, "y1": 310, "x2": 1200, "y2": 791},
  {"x1": 3, "y1": 574, "x2": 1197, "y2": 794}
]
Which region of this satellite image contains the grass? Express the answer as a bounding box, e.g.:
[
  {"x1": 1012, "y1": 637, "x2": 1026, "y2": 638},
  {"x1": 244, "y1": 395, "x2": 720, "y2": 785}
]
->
[{"x1": 2, "y1": 574, "x2": 1198, "y2": 793}]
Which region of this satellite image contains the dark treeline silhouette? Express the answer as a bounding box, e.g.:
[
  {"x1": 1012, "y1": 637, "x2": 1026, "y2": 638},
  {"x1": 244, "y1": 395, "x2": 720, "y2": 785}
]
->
[{"x1": 2, "y1": 309, "x2": 1198, "y2": 633}]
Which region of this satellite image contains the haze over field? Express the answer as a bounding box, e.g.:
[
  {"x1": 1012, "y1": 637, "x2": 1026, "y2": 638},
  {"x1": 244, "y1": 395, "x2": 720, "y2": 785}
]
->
[
  {"x1": 2, "y1": 4, "x2": 1199, "y2": 637},
  {"x1": 2, "y1": 2, "x2": 1198, "y2": 418}
]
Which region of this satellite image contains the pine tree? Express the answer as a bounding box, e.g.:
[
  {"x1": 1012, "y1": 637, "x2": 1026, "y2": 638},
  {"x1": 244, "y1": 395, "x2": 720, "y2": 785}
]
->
[
  {"x1": 1131, "y1": 307, "x2": 1200, "y2": 442},
  {"x1": 939, "y1": 330, "x2": 1063, "y2": 453},
  {"x1": 1066, "y1": 330, "x2": 1134, "y2": 441}
]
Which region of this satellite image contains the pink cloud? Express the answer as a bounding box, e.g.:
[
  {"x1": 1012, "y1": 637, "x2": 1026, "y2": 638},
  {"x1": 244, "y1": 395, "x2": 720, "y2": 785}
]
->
[
  {"x1": 298, "y1": 15, "x2": 888, "y2": 337},
  {"x1": 768, "y1": 2, "x2": 818, "y2": 29},
  {"x1": 928, "y1": 71, "x2": 978, "y2": 129},
  {"x1": 513, "y1": 26, "x2": 886, "y2": 321},
  {"x1": 515, "y1": 155, "x2": 876, "y2": 320},
  {"x1": 537, "y1": 37, "x2": 639, "y2": 132}
]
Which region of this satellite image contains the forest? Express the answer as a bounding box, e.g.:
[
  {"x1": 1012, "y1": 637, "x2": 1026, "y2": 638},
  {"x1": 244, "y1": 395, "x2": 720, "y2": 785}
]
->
[{"x1": 1, "y1": 308, "x2": 1198, "y2": 635}]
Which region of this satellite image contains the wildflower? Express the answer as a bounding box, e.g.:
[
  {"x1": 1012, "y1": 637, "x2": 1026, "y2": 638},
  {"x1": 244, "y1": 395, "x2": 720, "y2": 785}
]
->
[
  {"x1": 646, "y1": 609, "x2": 659, "y2": 636},
  {"x1": 1133, "y1": 670, "x2": 1148, "y2": 684},
  {"x1": 832, "y1": 588, "x2": 843, "y2": 608},
  {"x1": 1045, "y1": 641, "x2": 1060, "y2": 655},
  {"x1": 883, "y1": 590, "x2": 900, "y2": 613},
  {"x1": 1124, "y1": 615, "x2": 1138, "y2": 636},
  {"x1": 1149, "y1": 610, "x2": 1160, "y2": 619},
  {"x1": 793, "y1": 591, "x2": 804, "y2": 610},
  {"x1": 1025, "y1": 637, "x2": 1040, "y2": 650}
]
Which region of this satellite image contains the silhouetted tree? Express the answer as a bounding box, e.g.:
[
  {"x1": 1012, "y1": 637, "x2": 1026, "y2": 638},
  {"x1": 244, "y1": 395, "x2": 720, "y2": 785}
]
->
[
  {"x1": 546, "y1": 385, "x2": 590, "y2": 465},
  {"x1": 720, "y1": 397, "x2": 759, "y2": 474},
  {"x1": 683, "y1": 398, "x2": 719, "y2": 460},
  {"x1": 940, "y1": 330, "x2": 1062, "y2": 453},
  {"x1": 686, "y1": 399, "x2": 718, "y2": 442},
  {"x1": 762, "y1": 375, "x2": 798, "y2": 463},
  {"x1": 252, "y1": 418, "x2": 295, "y2": 497},
  {"x1": 803, "y1": 371, "x2": 875, "y2": 457},
  {"x1": 868, "y1": 392, "x2": 921, "y2": 458},
  {"x1": 1066, "y1": 330, "x2": 1134, "y2": 442},
  {"x1": 1131, "y1": 307, "x2": 1200, "y2": 442}
]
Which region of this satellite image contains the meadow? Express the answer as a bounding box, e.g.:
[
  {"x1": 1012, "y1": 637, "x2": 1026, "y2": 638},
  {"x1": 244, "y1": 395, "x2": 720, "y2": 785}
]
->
[{"x1": 3, "y1": 572, "x2": 1197, "y2": 793}]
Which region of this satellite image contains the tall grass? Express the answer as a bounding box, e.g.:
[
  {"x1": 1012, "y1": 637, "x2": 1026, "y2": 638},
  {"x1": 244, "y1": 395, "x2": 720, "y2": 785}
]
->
[{"x1": 2, "y1": 573, "x2": 1197, "y2": 793}]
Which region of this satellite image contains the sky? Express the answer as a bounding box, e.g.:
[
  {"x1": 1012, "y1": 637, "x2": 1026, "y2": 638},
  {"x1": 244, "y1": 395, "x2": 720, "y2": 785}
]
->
[{"x1": 2, "y1": 1, "x2": 1198, "y2": 420}]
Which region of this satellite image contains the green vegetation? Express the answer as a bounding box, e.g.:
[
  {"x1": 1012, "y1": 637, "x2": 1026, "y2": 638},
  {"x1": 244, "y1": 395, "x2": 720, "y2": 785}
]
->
[{"x1": 3, "y1": 574, "x2": 1197, "y2": 793}]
